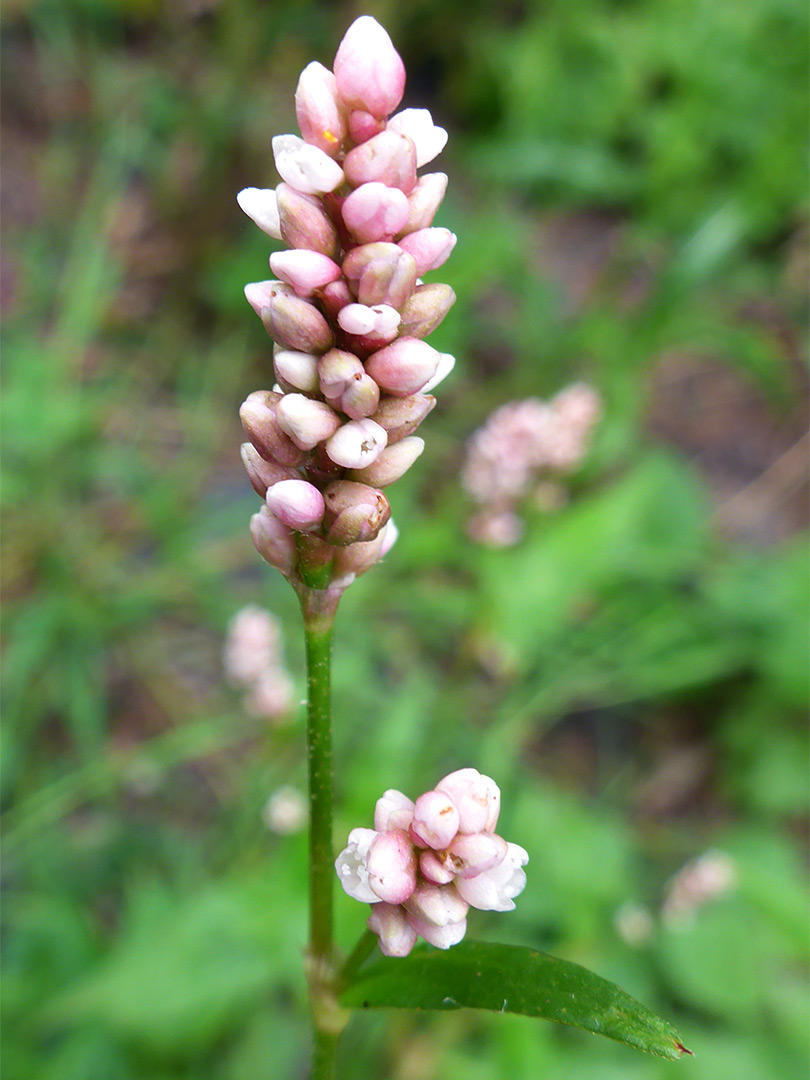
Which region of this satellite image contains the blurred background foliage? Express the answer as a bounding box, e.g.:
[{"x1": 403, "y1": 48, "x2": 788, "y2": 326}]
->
[{"x1": 2, "y1": 0, "x2": 808, "y2": 1076}]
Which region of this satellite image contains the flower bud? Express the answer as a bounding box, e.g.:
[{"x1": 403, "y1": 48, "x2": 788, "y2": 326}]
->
[
  {"x1": 273, "y1": 349, "x2": 320, "y2": 394},
  {"x1": 276, "y1": 393, "x2": 341, "y2": 450},
  {"x1": 333, "y1": 15, "x2": 405, "y2": 118},
  {"x1": 448, "y1": 832, "x2": 508, "y2": 879},
  {"x1": 335, "y1": 827, "x2": 379, "y2": 903},
  {"x1": 387, "y1": 108, "x2": 448, "y2": 168},
  {"x1": 419, "y1": 850, "x2": 457, "y2": 885},
  {"x1": 240, "y1": 390, "x2": 306, "y2": 466},
  {"x1": 337, "y1": 302, "x2": 400, "y2": 339},
  {"x1": 410, "y1": 790, "x2": 460, "y2": 850},
  {"x1": 342, "y1": 182, "x2": 410, "y2": 244},
  {"x1": 371, "y1": 393, "x2": 436, "y2": 443},
  {"x1": 343, "y1": 131, "x2": 417, "y2": 194},
  {"x1": 367, "y1": 903, "x2": 418, "y2": 957},
  {"x1": 319, "y1": 278, "x2": 354, "y2": 322},
  {"x1": 342, "y1": 242, "x2": 418, "y2": 309},
  {"x1": 365, "y1": 337, "x2": 440, "y2": 396},
  {"x1": 269, "y1": 249, "x2": 342, "y2": 297},
  {"x1": 294, "y1": 61, "x2": 347, "y2": 157},
  {"x1": 399, "y1": 172, "x2": 448, "y2": 236},
  {"x1": 324, "y1": 418, "x2": 388, "y2": 469},
  {"x1": 265, "y1": 478, "x2": 325, "y2": 532},
  {"x1": 347, "y1": 435, "x2": 424, "y2": 487},
  {"x1": 318, "y1": 349, "x2": 364, "y2": 402},
  {"x1": 276, "y1": 183, "x2": 340, "y2": 258},
  {"x1": 398, "y1": 283, "x2": 456, "y2": 338},
  {"x1": 340, "y1": 373, "x2": 381, "y2": 420},
  {"x1": 237, "y1": 187, "x2": 281, "y2": 238},
  {"x1": 250, "y1": 505, "x2": 297, "y2": 575},
  {"x1": 322, "y1": 480, "x2": 390, "y2": 544},
  {"x1": 367, "y1": 829, "x2": 417, "y2": 904},
  {"x1": 397, "y1": 227, "x2": 457, "y2": 275},
  {"x1": 272, "y1": 134, "x2": 344, "y2": 195},
  {"x1": 404, "y1": 882, "x2": 469, "y2": 926},
  {"x1": 374, "y1": 789, "x2": 415, "y2": 832},
  {"x1": 436, "y1": 768, "x2": 500, "y2": 834},
  {"x1": 405, "y1": 912, "x2": 467, "y2": 950},
  {"x1": 348, "y1": 110, "x2": 387, "y2": 143},
  {"x1": 240, "y1": 442, "x2": 301, "y2": 497},
  {"x1": 260, "y1": 283, "x2": 334, "y2": 353},
  {"x1": 453, "y1": 842, "x2": 528, "y2": 912}
]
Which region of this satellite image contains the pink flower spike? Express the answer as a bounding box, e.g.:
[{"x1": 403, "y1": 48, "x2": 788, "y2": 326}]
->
[
  {"x1": 237, "y1": 188, "x2": 282, "y2": 238},
  {"x1": 324, "y1": 418, "x2": 388, "y2": 470},
  {"x1": 295, "y1": 61, "x2": 347, "y2": 157},
  {"x1": 265, "y1": 479, "x2": 325, "y2": 532},
  {"x1": 335, "y1": 827, "x2": 379, "y2": 903},
  {"x1": 333, "y1": 15, "x2": 406, "y2": 118},
  {"x1": 454, "y1": 842, "x2": 528, "y2": 912},
  {"x1": 374, "y1": 789, "x2": 415, "y2": 832},
  {"x1": 272, "y1": 134, "x2": 344, "y2": 195},
  {"x1": 367, "y1": 829, "x2": 418, "y2": 904},
  {"x1": 269, "y1": 250, "x2": 342, "y2": 297},
  {"x1": 404, "y1": 881, "x2": 469, "y2": 926},
  {"x1": 436, "y1": 768, "x2": 501, "y2": 834},
  {"x1": 342, "y1": 182, "x2": 410, "y2": 244},
  {"x1": 448, "y1": 831, "x2": 508, "y2": 879},
  {"x1": 397, "y1": 227, "x2": 457, "y2": 276},
  {"x1": 367, "y1": 903, "x2": 418, "y2": 957},
  {"x1": 406, "y1": 913, "x2": 467, "y2": 950},
  {"x1": 410, "y1": 790, "x2": 460, "y2": 850},
  {"x1": 388, "y1": 108, "x2": 448, "y2": 168}
]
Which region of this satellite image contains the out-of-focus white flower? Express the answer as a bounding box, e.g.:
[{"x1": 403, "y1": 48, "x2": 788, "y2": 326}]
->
[{"x1": 263, "y1": 786, "x2": 307, "y2": 834}]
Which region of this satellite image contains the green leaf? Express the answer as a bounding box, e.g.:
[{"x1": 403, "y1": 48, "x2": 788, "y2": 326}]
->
[{"x1": 340, "y1": 941, "x2": 690, "y2": 1061}]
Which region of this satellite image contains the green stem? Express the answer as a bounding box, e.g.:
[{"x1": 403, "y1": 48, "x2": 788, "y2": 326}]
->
[{"x1": 298, "y1": 583, "x2": 349, "y2": 1079}]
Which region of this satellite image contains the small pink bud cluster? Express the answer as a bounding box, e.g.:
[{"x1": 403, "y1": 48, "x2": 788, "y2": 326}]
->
[
  {"x1": 462, "y1": 383, "x2": 602, "y2": 547},
  {"x1": 223, "y1": 605, "x2": 294, "y2": 720},
  {"x1": 237, "y1": 17, "x2": 455, "y2": 590},
  {"x1": 335, "y1": 768, "x2": 528, "y2": 957}
]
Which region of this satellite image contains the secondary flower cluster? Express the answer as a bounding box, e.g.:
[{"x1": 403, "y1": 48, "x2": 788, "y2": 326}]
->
[
  {"x1": 223, "y1": 605, "x2": 294, "y2": 720},
  {"x1": 462, "y1": 383, "x2": 602, "y2": 546},
  {"x1": 238, "y1": 16, "x2": 455, "y2": 590},
  {"x1": 335, "y1": 768, "x2": 528, "y2": 957}
]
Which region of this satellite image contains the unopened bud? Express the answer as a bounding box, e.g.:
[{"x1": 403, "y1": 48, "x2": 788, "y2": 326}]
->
[
  {"x1": 330, "y1": 518, "x2": 394, "y2": 579},
  {"x1": 240, "y1": 442, "x2": 300, "y2": 497},
  {"x1": 365, "y1": 337, "x2": 440, "y2": 396},
  {"x1": 325, "y1": 418, "x2": 388, "y2": 469},
  {"x1": 269, "y1": 249, "x2": 342, "y2": 297},
  {"x1": 367, "y1": 902, "x2": 418, "y2": 958},
  {"x1": 318, "y1": 348, "x2": 364, "y2": 402},
  {"x1": 348, "y1": 435, "x2": 424, "y2": 487},
  {"x1": 320, "y1": 278, "x2": 354, "y2": 322},
  {"x1": 250, "y1": 505, "x2": 297, "y2": 575},
  {"x1": 333, "y1": 15, "x2": 406, "y2": 118},
  {"x1": 322, "y1": 480, "x2": 390, "y2": 544},
  {"x1": 237, "y1": 187, "x2": 282, "y2": 238},
  {"x1": 436, "y1": 768, "x2": 500, "y2": 834},
  {"x1": 265, "y1": 478, "x2": 325, "y2": 532},
  {"x1": 410, "y1": 790, "x2": 460, "y2": 850},
  {"x1": 448, "y1": 832, "x2": 508, "y2": 879},
  {"x1": 337, "y1": 302, "x2": 400, "y2": 340},
  {"x1": 294, "y1": 61, "x2": 347, "y2": 157},
  {"x1": 276, "y1": 183, "x2": 340, "y2": 258},
  {"x1": 273, "y1": 349, "x2": 320, "y2": 394},
  {"x1": 342, "y1": 242, "x2": 417, "y2": 308},
  {"x1": 419, "y1": 850, "x2": 457, "y2": 885},
  {"x1": 272, "y1": 134, "x2": 344, "y2": 195},
  {"x1": 404, "y1": 882, "x2": 469, "y2": 927},
  {"x1": 372, "y1": 394, "x2": 436, "y2": 443},
  {"x1": 387, "y1": 108, "x2": 448, "y2": 168},
  {"x1": 240, "y1": 390, "x2": 306, "y2": 466},
  {"x1": 276, "y1": 393, "x2": 341, "y2": 450},
  {"x1": 342, "y1": 182, "x2": 410, "y2": 244},
  {"x1": 343, "y1": 131, "x2": 417, "y2": 194},
  {"x1": 421, "y1": 351, "x2": 455, "y2": 394},
  {"x1": 397, "y1": 227, "x2": 457, "y2": 275},
  {"x1": 367, "y1": 829, "x2": 417, "y2": 904},
  {"x1": 374, "y1": 789, "x2": 415, "y2": 832},
  {"x1": 261, "y1": 284, "x2": 334, "y2": 353},
  {"x1": 399, "y1": 172, "x2": 448, "y2": 236},
  {"x1": 398, "y1": 283, "x2": 456, "y2": 338},
  {"x1": 339, "y1": 372, "x2": 381, "y2": 420}
]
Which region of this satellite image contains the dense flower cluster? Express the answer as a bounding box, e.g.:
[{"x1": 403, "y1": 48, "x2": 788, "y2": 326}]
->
[
  {"x1": 335, "y1": 768, "x2": 528, "y2": 956},
  {"x1": 462, "y1": 383, "x2": 602, "y2": 546},
  {"x1": 237, "y1": 16, "x2": 455, "y2": 590},
  {"x1": 223, "y1": 605, "x2": 294, "y2": 719}
]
